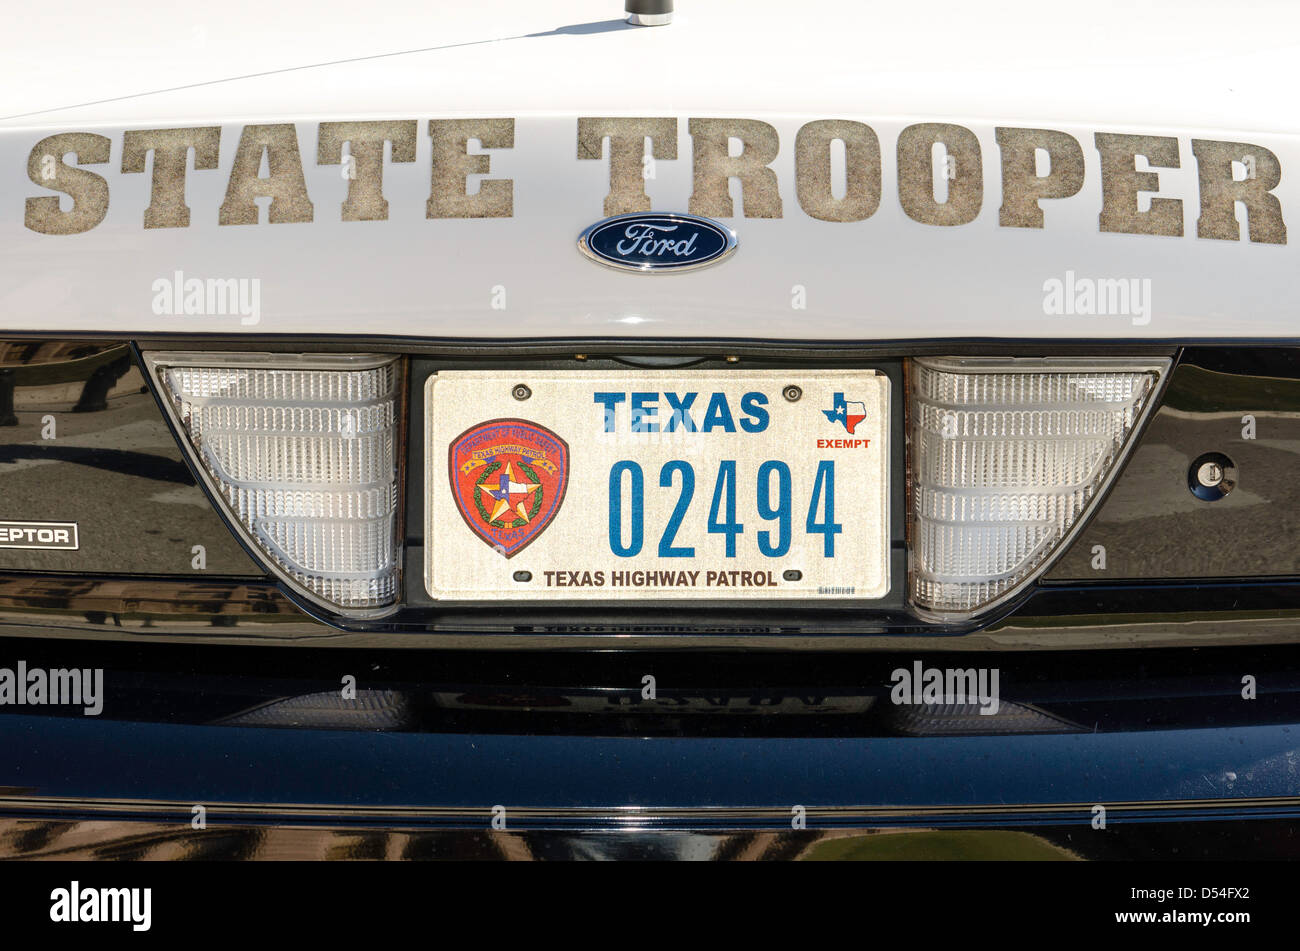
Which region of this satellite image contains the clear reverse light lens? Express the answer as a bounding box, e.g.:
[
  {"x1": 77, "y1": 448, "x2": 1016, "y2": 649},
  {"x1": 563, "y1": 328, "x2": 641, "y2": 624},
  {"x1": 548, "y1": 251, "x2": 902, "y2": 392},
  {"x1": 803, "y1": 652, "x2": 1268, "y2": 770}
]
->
[
  {"x1": 150, "y1": 353, "x2": 402, "y2": 614},
  {"x1": 908, "y1": 357, "x2": 1168, "y2": 619}
]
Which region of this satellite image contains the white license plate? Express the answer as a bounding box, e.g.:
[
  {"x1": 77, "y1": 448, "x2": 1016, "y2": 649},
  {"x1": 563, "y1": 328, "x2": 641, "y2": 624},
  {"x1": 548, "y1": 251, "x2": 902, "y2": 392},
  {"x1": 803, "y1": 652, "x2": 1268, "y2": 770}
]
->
[{"x1": 425, "y1": 369, "x2": 889, "y2": 601}]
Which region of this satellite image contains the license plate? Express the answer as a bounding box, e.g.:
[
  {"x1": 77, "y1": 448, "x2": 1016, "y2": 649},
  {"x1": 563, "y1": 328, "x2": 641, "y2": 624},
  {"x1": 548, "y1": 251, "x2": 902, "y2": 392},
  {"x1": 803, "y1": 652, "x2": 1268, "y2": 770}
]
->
[{"x1": 425, "y1": 369, "x2": 889, "y2": 601}]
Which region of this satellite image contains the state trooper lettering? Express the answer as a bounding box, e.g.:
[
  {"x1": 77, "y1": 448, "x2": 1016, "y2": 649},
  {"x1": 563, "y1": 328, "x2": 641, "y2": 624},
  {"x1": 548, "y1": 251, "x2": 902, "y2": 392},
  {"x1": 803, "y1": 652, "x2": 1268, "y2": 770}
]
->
[{"x1": 23, "y1": 118, "x2": 1287, "y2": 244}]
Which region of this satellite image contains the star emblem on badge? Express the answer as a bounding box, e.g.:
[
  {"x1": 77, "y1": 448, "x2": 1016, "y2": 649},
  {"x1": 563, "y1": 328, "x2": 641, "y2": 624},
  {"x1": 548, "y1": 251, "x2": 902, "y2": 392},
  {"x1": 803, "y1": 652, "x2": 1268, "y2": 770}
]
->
[{"x1": 477, "y1": 462, "x2": 541, "y2": 523}]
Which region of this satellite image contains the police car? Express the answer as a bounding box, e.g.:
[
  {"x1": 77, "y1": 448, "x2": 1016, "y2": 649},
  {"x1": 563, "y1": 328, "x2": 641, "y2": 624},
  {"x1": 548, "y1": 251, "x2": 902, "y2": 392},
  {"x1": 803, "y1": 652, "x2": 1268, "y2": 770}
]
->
[{"x1": 0, "y1": 0, "x2": 1298, "y2": 863}]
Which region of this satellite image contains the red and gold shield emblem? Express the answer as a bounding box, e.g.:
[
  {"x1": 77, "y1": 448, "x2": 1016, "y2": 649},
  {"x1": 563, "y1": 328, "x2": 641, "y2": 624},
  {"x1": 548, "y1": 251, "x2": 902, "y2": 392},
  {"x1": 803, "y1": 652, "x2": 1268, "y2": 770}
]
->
[{"x1": 448, "y1": 418, "x2": 569, "y2": 557}]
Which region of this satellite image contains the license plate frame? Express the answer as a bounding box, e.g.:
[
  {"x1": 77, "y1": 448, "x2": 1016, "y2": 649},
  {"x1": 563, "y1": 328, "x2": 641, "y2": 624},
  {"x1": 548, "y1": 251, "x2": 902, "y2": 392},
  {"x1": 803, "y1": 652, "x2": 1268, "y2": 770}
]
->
[{"x1": 423, "y1": 367, "x2": 892, "y2": 604}]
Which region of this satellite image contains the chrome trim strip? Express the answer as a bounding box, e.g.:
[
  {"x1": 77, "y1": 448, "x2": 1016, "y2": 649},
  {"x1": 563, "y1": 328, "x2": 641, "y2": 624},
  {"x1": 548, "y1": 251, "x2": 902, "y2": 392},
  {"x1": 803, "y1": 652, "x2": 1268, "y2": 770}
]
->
[{"x1": 4, "y1": 795, "x2": 1298, "y2": 825}]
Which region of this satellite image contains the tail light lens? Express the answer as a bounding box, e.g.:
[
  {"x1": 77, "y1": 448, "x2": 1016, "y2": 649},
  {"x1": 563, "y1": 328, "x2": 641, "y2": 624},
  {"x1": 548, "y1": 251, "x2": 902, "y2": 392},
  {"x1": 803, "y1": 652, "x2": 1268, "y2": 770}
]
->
[
  {"x1": 146, "y1": 353, "x2": 402, "y2": 615},
  {"x1": 907, "y1": 357, "x2": 1168, "y2": 619}
]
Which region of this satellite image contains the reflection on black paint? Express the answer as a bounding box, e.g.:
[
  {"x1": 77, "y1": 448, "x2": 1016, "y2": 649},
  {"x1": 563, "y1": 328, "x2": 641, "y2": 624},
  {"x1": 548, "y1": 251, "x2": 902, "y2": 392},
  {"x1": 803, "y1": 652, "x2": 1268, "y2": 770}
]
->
[{"x1": 0, "y1": 444, "x2": 192, "y2": 483}]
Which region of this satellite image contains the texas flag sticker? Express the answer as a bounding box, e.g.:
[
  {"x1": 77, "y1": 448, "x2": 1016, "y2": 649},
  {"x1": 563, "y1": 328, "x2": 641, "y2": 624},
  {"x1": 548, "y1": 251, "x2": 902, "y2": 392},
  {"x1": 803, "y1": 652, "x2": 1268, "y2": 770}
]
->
[{"x1": 822, "y1": 392, "x2": 868, "y2": 435}]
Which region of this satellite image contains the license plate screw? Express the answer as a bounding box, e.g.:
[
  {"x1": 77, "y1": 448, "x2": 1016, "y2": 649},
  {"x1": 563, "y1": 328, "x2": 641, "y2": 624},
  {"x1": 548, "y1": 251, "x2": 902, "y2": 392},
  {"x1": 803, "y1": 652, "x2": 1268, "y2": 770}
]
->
[
  {"x1": 782, "y1": 385, "x2": 802, "y2": 402},
  {"x1": 512, "y1": 384, "x2": 532, "y2": 401},
  {"x1": 782, "y1": 569, "x2": 802, "y2": 581},
  {"x1": 513, "y1": 570, "x2": 532, "y2": 582}
]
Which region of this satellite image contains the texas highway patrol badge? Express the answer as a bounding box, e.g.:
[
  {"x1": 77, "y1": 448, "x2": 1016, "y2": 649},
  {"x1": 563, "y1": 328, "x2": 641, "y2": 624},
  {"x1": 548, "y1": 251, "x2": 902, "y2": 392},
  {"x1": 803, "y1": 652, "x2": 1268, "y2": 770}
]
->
[{"x1": 449, "y1": 419, "x2": 569, "y2": 557}]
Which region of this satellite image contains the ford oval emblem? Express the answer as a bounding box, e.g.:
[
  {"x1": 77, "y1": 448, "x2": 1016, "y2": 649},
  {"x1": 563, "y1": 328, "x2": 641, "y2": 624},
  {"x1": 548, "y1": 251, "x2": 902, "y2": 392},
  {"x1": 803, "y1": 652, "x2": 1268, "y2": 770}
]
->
[{"x1": 578, "y1": 212, "x2": 737, "y2": 273}]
